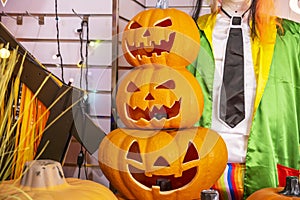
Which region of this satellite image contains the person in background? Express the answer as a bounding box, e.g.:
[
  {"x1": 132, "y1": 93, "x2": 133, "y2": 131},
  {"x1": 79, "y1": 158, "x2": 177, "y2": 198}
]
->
[{"x1": 187, "y1": 0, "x2": 300, "y2": 199}]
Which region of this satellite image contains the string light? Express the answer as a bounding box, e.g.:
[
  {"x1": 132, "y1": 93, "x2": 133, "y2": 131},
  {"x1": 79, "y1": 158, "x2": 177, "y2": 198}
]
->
[
  {"x1": 0, "y1": 48, "x2": 10, "y2": 59},
  {"x1": 88, "y1": 40, "x2": 102, "y2": 48},
  {"x1": 289, "y1": 0, "x2": 300, "y2": 14},
  {"x1": 1, "y1": 0, "x2": 8, "y2": 7},
  {"x1": 74, "y1": 28, "x2": 83, "y2": 34},
  {"x1": 55, "y1": 0, "x2": 64, "y2": 82},
  {"x1": 52, "y1": 53, "x2": 60, "y2": 60},
  {"x1": 77, "y1": 60, "x2": 84, "y2": 68},
  {"x1": 88, "y1": 40, "x2": 96, "y2": 47},
  {"x1": 69, "y1": 78, "x2": 74, "y2": 83},
  {"x1": 72, "y1": 9, "x2": 91, "y2": 180}
]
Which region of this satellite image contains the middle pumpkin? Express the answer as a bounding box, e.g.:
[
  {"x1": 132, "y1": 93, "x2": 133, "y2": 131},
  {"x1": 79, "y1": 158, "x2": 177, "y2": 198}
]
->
[{"x1": 115, "y1": 64, "x2": 204, "y2": 129}]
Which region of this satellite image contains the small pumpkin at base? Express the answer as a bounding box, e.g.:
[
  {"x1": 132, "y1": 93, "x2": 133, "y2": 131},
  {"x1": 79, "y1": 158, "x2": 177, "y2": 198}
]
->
[
  {"x1": 0, "y1": 159, "x2": 118, "y2": 200},
  {"x1": 247, "y1": 176, "x2": 300, "y2": 200},
  {"x1": 247, "y1": 188, "x2": 300, "y2": 200}
]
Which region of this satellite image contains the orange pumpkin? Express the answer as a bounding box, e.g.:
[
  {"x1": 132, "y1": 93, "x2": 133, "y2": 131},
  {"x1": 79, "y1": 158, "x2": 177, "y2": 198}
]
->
[
  {"x1": 247, "y1": 176, "x2": 300, "y2": 200},
  {"x1": 98, "y1": 127, "x2": 228, "y2": 200},
  {"x1": 0, "y1": 160, "x2": 118, "y2": 200},
  {"x1": 115, "y1": 64, "x2": 204, "y2": 129},
  {"x1": 247, "y1": 188, "x2": 300, "y2": 200},
  {"x1": 121, "y1": 8, "x2": 200, "y2": 69}
]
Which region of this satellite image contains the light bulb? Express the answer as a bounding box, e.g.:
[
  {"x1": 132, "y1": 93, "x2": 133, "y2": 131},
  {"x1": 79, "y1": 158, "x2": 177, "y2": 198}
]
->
[
  {"x1": 52, "y1": 54, "x2": 60, "y2": 60},
  {"x1": 89, "y1": 40, "x2": 102, "y2": 48},
  {"x1": 289, "y1": 0, "x2": 300, "y2": 14},
  {"x1": 77, "y1": 60, "x2": 84, "y2": 67},
  {"x1": 74, "y1": 28, "x2": 82, "y2": 33},
  {"x1": 89, "y1": 41, "x2": 95, "y2": 47},
  {"x1": 0, "y1": 48, "x2": 10, "y2": 59}
]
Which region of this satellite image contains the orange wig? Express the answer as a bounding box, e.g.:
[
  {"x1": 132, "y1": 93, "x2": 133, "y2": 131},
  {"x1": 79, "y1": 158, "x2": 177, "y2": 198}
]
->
[
  {"x1": 192, "y1": 0, "x2": 280, "y2": 43},
  {"x1": 252, "y1": 0, "x2": 279, "y2": 43}
]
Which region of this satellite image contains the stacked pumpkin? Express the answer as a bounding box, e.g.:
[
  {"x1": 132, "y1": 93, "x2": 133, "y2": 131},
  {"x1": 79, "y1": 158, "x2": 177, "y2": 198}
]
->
[{"x1": 98, "y1": 7, "x2": 228, "y2": 200}]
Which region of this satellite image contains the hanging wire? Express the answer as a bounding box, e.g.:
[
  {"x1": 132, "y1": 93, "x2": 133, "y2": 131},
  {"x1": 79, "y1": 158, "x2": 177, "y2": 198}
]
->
[
  {"x1": 78, "y1": 19, "x2": 89, "y2": 94},
  {"x1": 72, "y1": 9, "x2": 90, "y2": 180},
  {"x1": 156, "y1": 0, "x2": 169, "y2": 8},
  {"x1": 71, "y1": 9, "x2": 84, "y2": 20},
  {"x1": 82, "y1": 20, "x2": 89, "y2": 180},
  {"x1": 78, "y1": 21, "x2": 84, "y2": 89},
  {"x1": 84, "y1": 19, "x2": 89, "y2": 92},
  {"x1": 83, "y1": 148, "x2": 88, "y2": 179},
  {"x1": 54, "y1": 0, "x2": 65, "y2": 83},
  {"x1": 25, "y1": 11, "x2": 44, "y2": 25},
  {"x1": 192, "y1": 0, "x2": 204, "y2": 22},
  {"x1": 72, "y1": 9, "x2": 89, "y2": 92}
]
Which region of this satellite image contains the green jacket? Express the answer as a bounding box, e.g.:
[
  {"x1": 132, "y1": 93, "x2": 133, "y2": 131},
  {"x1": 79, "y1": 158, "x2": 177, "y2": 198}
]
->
[{"x1": 187, "y1": 13, "x2": 300, "y2": 198}]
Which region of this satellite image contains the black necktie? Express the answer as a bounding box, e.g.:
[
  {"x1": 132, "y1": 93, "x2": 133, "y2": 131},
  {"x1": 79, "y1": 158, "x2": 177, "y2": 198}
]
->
[{"x1": 219, "y1": 7, "x2": 248, "y2": 128}]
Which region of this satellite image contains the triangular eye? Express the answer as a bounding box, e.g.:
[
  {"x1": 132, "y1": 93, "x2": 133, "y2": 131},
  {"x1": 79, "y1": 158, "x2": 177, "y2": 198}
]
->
[
  {"x1": 156, "y1": 80, "x2": 175, "y2": 89},
  {"x1": 183, "y1": 142, "x2": 199, "y2": 163},
  {"x1": 127, "y1": 81, "x2": 140, "y2": 92},
  {"x1": 154, "y1": 156, "x2": 170, "y2": 167},
  {"x1": 127, "y1": 141, "x2": 143, "y2": 163},
  {"x1": 129, "y1": 21, "x2": 142, "y2": 29},
  {"x1": 155, "y1": 18, "x2": 172, "y2": 27}
]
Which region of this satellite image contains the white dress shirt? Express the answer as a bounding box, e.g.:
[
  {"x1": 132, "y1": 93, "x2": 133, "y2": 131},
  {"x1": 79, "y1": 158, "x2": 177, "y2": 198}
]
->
[{"x1": 211, "y1": 12, "x2": 257, "y2": 163}]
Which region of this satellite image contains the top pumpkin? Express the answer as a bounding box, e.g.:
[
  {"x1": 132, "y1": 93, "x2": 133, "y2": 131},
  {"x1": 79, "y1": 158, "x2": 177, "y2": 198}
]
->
[{"x1": 122, "y1": 8, "x2": 200, "y2": 69}]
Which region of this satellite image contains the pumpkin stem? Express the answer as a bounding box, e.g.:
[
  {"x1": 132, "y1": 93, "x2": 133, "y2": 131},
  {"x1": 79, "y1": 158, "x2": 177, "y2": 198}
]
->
[
  {"x1": 156, "y1": 178, "x2": 172, "y2": 191},
  {"x1": 20, "y1": 159, "x2": 68, "y2": 188},
  {"x1": 156, "y1": 0, "x2": 169, "y2": 9},
  {"x1": 279, "y1": 176, "x2": 300, "y2": 197},
  {"x1": 201, "y1": 189, "x2": 219, "y2": 200}
]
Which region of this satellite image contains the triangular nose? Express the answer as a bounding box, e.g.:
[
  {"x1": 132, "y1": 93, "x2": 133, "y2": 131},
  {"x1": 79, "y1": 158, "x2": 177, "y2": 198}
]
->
[
  {"x1": 145, "y1": 93, "x2": 155, "y2": 100},
  {"x1": 143, "y1": 29, "x2": 150, "y2": 37},
  {"x1": 154, "y1": 156, "x2": 170, "y2": 167}
]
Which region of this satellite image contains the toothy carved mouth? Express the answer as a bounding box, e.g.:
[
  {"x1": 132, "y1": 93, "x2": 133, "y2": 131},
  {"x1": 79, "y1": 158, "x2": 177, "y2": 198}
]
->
[
  {"x1": 128, "y1": 165, "x2": 197, "y2": 191},
  {"x1": 126, "y1": 99, "x2": 181, "y2": 121},
  {"x1": 126, "y1": 32, "x2": 176, "y2": 59}
]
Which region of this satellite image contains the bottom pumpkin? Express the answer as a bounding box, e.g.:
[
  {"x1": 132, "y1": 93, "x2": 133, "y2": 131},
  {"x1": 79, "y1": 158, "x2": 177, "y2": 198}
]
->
[
  {"x1": 0, "y1": 159, "x2": 117, "y2": 200},
  {"x1": 98, "y1": 127, "x2": 228, "y2": 200}
]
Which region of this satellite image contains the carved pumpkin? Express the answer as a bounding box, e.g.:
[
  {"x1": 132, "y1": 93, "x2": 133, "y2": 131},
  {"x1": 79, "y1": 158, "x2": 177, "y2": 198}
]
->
[
  {"x1": 121, "y1": 8, "x2": 200, "y2": 68},
  {"x1": 247, "y1": 176, "x2": 300, "y2": 200},
  {"x1": 115, "y1": 64, "x2": 204, "y2": 129},
  {"x1": 0, "y1": 160, "x2": 118, "y2": 200},
  {"x1": 98, "y1": 127, "x2": 228, "y2": 200}
]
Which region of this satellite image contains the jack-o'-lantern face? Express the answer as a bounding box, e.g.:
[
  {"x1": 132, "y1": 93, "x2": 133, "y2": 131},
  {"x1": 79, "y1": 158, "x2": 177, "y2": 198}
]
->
[
  {"x1": 125, "y1": 79, "x2": 180, "y2": 123},
  {"x1": 121, "y1": 8, "x2": 200, "y2": 68},
  {"x1": 98, "y1": 127, "x2": 228, "y2": 200},
  {"x1": 127, "y1": 139, "x2": 199, "y2": 192},
  {"x1": 115, "y1": 65, "x2": 204, "y2": 129}
]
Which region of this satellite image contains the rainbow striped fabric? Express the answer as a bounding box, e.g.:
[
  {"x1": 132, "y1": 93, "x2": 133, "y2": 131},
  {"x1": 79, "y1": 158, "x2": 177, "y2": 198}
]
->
[{"x1": 211, "y1": 163, "x2": 245, "y2": 200}]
